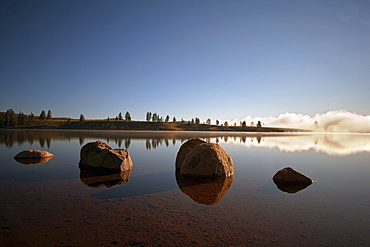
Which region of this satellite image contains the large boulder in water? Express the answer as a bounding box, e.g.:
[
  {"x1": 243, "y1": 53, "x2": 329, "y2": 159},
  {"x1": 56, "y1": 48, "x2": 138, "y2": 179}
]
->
[
  {"x1": 273, "y1": 167, "x2": 313, "y2": 184},
  {"x1": 79, "y1": 141, "x2": 133, "y2": 171},
  {"x1": 180, "y1": 143, "x2": 234, "y2": 178},
  {"x1": 14, "y1": 150, "x2": 54, "y2": 165},
  {"x1": 175, "y1": 138, "x2": 206, "y2": 170}
]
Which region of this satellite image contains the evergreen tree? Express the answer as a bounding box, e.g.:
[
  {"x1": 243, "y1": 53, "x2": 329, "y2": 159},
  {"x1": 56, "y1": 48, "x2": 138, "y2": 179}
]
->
[
  {"x1": 17, "y1": 111, "x2": 26, "y2": 126},
  {"x1": 125, "y1": 111, "x2": 131, "y2": 121},
  {"x1": 40, "y1": 110, "x2": 46, "y2": 120},
  {"x1": 80, "y1": 114, "x2": 85, "y2": 122},
  {"x1": 47, "y1": 110, "x2": 52, "y2": 119},
  {"x1": 257, "y1": 121, "x2": 262, "y2": 128},
  {"x1": 224, "y1": 121, "x2": 229, "y2": 127},
  {"x1": 118, "y1": 112, "x2": 123, "y2": 120},
  {"x1": 173, "y1": 117, "x2": 176, "y2": 123},
  {"x1": 152, "y1": 113, "x2": 158, "y2": 122},
  {"x1": 242, "y1": 121, "x2": 246, "y2": 127},
  {"x1": 206, "y1": 118, "x2": 211, "y2": 125},
  {"x1": 216, "y1": 120, "x2": 219, "y2": 126},
  {"x1": 146, "y1": 112, "x2": 152, "y2": 122},
  {"x1": 0, "y1": 112, "x2": 5, "y2": 127},
  {"x1": 195, "y1": 117, "x2": 200, "y2": 125},
  {"x1": 191, "y1": 118, "x2": 194, "y2": 124},
  {"x1": 165, "y1": 115, "x2": 170, "y2": 123},
  {"x1": 5, "y1": 109, "x2": 16, "y2": 127}
]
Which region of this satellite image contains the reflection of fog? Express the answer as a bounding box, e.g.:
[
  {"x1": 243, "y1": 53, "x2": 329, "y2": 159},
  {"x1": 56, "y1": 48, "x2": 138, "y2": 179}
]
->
[
  {"x1": 176, "y1": 172, "x2": 233, "y2": 205},
  {"x1": 216, "y1": 134, "x2": 370, "y2": 156},
  {"x1": 79, "y1": 166, "x2": 131, "y2": 188}
]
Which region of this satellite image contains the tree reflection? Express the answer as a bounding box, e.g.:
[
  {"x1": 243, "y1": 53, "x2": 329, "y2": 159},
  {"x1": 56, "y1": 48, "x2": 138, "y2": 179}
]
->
[{"x1": 1, "y1": 130, "x2": 369, "y2": 156}]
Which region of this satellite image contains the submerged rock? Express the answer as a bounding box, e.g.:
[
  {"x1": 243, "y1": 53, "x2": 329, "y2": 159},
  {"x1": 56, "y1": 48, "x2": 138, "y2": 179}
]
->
[
  {"x1": 273, "y1": 167, "x2": 313, "y2": 184},
  {"x1": 79, "y1": 141, "x2": 133, "y2": 171},
  {"x1": 180, "y1": 143, "x2": 234, "y2": 178},
  {"x1": 175, "y1": 138, "x2": 206, "y2": 170},
  {"x1": 14, "y1": 150, "x2": 54, "y2": 165}
]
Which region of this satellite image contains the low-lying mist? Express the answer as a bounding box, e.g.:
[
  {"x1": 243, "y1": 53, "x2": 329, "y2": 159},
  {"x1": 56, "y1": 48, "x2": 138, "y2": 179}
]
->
[{"x1": 227, "y1": 110, "x2": 370, "y2": 133}]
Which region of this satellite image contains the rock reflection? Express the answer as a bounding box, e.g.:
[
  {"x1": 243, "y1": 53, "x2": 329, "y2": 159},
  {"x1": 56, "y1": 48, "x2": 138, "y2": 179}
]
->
[
  {"x1": 273, "y1": 181, "x2": 312, "y2": 194},
  {"x1": 176, "y1": 172, "x2": 233, "y2": 205},
  {"x1": 14, "y1": 156, "x2": 53, "y2": 165},
  {"x1": 79, "y1": 166, "x2": 131, "y2": 188}
]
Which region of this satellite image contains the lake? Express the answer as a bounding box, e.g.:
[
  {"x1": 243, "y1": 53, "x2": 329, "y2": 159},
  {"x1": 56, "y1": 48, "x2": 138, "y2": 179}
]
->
[{"x1": 1, "y1": 129, "x2": 369, "y2": 246}]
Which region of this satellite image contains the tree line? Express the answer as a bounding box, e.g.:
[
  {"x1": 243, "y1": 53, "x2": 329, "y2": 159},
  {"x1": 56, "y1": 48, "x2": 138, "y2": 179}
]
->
[{"x1": 0, "y1": 108, "x2": 265, "y2": 128}]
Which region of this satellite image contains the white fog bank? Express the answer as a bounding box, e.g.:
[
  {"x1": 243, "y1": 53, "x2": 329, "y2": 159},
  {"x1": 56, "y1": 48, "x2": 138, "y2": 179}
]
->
[{"x1": 226, "y1": 110, "x2": 370, "y2": 133}]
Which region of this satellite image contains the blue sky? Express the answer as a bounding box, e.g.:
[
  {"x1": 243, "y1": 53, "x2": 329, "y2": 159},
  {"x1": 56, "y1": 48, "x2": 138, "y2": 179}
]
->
[{"x1": 1, "y1": 0, "x2": 370, "y2": 123}]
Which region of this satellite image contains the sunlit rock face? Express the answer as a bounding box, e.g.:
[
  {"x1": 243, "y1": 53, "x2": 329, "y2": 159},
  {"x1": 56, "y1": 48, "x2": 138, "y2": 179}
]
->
[
  {"x1": 175, "y1": 138, "x2": 206, "y2": 170},
  {"x1": 176, "y1": 172, "x2": 233, "y2": 205},
  {"x1": 79, "y1": 141, "x2": 133, "y2": 171},
  {"x1": 79, "y1": 166, "x2": 131, "y2": 188},
  {"x1": 180, "y1": 143, "x2": 234, "y2": 178},
  {"x1": 14, "y1": 150, "x2": 54, "y2": 165},
  {"x1": 273, "y1": 167, "x2": 313, "y2": 184}
]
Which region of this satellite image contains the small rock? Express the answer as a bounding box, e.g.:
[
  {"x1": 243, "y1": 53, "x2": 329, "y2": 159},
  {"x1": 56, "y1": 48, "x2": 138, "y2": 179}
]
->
[
  {"x1": 14, "y1": 150, "x2": 54, "y2": 165},
  {"x1": 14, "y1": 150, "x2": 54, "y2": 159},
  {"x1": 273, "y1": 167, "x2": 313, "y2": 184}
]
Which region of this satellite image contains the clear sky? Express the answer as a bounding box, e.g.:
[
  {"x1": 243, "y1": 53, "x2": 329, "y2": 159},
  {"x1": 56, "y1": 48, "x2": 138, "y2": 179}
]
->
[{"x1": 1, "y1": 0, "x2": 370, "y2": 123}]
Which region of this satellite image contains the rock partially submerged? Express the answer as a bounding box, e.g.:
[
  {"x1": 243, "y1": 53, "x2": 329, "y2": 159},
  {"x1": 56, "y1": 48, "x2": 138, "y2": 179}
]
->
[
  {"x1": 175, "y1": 138, "x2": 206, "y2": 170},
  {"x1": 14, "y1": 150, "x2": 54, "y2": 165},
  {"x1": 180, "y1": 143, "x2": 234, "y2": 178},
  {"x1": 273, "y1": 167, "x2": 313, "y2": 184},
  {"x1": 79, "y1": 141, "x2": 133, "y2": 171}
]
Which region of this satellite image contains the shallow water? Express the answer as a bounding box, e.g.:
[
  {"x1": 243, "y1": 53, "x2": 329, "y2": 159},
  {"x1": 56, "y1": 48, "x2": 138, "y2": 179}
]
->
[{"x1": 0, "y1": 130, "x2": 369, "y2": 246}]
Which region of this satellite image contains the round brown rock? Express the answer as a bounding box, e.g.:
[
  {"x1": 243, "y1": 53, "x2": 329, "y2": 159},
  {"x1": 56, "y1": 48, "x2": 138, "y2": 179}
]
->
[
  {"x1": 180, "y1": 143, "x2": 234, "y2": 178},
  {"x1": 14, "y1": 150, "x2": 54, "y2": 159},
  {"x1": 273, "y1": 167, "x2": 313, "y2": 184},
  {"x1": 79, "y1": 141, "x2": 133, "y2": 171},
  {"x1": 175, "y1": 138, "x2": 206, "y2": 170}
]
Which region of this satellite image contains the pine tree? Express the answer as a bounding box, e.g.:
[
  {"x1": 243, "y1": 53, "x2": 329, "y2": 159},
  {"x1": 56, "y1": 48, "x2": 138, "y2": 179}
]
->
[
  {"x1": 47, "y1": 110, "x2": 52, "y2": 119},
  {"x1": 40, "y1": 110, "x2": 46, "y2": 120},
  {"x1": 146, "y1": 112, "x2": 152, "y2": 122},
  {"x1": 165, "y1": 115, "x2": 170, "y2": 123},
  {"x1": 118, "y1": 112, "x2": 123, "y2": 121},
  {"x1": 173, "y1": 117, "x2": 177, "y2": 123},
  {"x1": 80, "y1": 114, "x2": 85, "y2": 122},
  {"x1": 125, "y1": 111, "x2": 131, "y2": 121}
]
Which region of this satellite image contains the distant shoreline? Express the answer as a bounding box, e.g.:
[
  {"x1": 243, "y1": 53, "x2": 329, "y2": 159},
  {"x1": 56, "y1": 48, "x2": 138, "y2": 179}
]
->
[{"x1": 1, "y1": 120, "x2": 311, "y2": 133}]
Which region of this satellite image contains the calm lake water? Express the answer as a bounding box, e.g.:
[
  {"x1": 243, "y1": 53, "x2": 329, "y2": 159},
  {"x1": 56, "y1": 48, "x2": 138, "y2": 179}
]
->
[{"x1": 1, "y1": 129, "x2": 369, "y2": 246}]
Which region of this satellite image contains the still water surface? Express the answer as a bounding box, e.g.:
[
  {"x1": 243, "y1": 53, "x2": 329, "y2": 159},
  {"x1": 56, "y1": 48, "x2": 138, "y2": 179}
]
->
[{"x1": 0, "y1": 130, "x2": 369, "y2": 246}]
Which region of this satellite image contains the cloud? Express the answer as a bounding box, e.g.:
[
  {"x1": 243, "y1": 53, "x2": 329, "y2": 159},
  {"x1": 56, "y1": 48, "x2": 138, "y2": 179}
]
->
[{"x1": 224, "y1": 110, "x2": 370, "y2": 133}]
